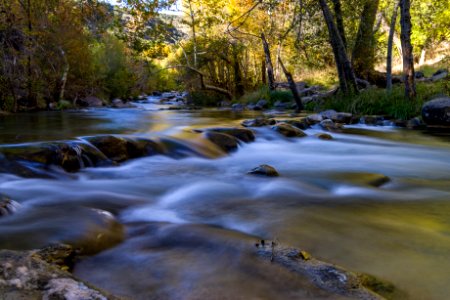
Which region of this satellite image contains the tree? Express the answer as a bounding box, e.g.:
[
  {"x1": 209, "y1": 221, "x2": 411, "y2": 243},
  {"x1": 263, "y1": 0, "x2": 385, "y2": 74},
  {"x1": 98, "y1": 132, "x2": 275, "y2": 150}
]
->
[
  {"x1": 399, "y1": 0, "x2": 416, "y2": 99},
  {"x1": 318, "y1": 0, "x2": 358, "y2": 95},
  {"x1": 386, "y1": 0, "x2": 400, "y2": 92},
  {"x1": 351, "y1": 0, "x2": 380, "y2": 80}
]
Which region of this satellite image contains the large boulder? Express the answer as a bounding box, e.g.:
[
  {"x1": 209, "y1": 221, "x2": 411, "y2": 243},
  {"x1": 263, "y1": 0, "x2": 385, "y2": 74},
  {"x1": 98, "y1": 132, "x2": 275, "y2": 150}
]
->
[
  {"x1": 203, "y1": 132, "x2": 239, "y2": 153},
  {"x1": 77, "y1": 96, "x2": 104, "y2": 108},
  {"x1": 272, "y1": 123, "x2": 307, "y2": 138},
  {"x1": 205, "y1": 128, "x2": 255, "y2": 143},
  {"x1": 422, "y1": 96, "x2": 450, "y2": 126}
]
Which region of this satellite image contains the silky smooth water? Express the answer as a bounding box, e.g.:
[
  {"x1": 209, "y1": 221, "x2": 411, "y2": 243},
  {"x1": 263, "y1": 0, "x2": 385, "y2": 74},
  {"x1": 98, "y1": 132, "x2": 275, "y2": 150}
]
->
[{"x1": 1, "y1": 98, "x2": 450, "y2": 299}]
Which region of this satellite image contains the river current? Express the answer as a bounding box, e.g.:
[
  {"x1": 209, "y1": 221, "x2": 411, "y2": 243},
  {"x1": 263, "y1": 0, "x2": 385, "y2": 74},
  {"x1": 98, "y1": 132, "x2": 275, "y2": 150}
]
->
[{"x1": 1, "y1": 97, "x2": 450, "y2": 299}]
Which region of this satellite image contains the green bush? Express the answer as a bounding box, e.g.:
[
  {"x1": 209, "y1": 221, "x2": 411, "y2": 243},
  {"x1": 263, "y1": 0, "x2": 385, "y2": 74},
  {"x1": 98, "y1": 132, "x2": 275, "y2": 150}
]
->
[{"x1": 190, "y1": 90, "x2": 228, "y2": 106}]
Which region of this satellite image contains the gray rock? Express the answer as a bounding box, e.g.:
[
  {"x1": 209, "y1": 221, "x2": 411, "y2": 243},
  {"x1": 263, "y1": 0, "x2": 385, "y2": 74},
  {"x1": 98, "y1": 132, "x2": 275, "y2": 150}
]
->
[
  {"x1": 332, "y1": 112, "x2": 353, "y2": 124},
  {"x1": 306, "y1": 114, "x2": 323, "y2": 125},
  {"x1": 111, "y1": 99, "x2": 134, "y2": 108},
  {"x1": 431, "y1": 69, "x2": 448, "y2": 82},
  {"x1": 231, "y1": 103, "x2": 245, "y2": 111},
  {"x1": 320, "y1": 109, "x2": 338, "y2": 120},
  {"x1": 77, "y1": 96, "x2": 104, "y2": 108},
  {"x1": 316, "y1": 133, "x2": 333, "y2": 140},
  {"x1": 248, "y1": 164, "x2": 279, "y2": 177},
  {"x1": 256, "y1": 99, "x2": 269, "y2": 109},
  {"x1": 272, "y1": 122, "x2": 307, "y2": 137},
  {"x1": 415, "y1": 71, "x2": 425, "y2": 79},
  {"x1": 0, "y1": 247, "x2": 115, "y2": 300},
  {"x1": 320, "y1": 119, "x2": 343, "y2": 132},
  {"x1": 422, "y1": 96, "x2": 450, "y2": 126}
]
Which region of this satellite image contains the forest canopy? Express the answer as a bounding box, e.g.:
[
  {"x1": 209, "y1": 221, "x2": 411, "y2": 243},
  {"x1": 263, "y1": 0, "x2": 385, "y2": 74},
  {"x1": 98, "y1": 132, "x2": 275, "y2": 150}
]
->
[{"x1": 0, "y1": 0, "x2": 449, "y2": 112}]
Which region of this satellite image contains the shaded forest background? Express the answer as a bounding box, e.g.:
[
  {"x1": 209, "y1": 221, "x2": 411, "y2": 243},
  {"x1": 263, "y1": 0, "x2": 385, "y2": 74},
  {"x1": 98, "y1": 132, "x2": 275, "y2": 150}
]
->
[{"x1": 0, "y1": 0, "x2": 449, "y2": 113}]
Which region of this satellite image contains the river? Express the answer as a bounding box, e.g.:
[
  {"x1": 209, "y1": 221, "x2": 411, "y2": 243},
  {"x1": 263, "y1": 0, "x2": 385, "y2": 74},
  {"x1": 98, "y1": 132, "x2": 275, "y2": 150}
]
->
[{"x1": 1, "y1": 97, "x2": 450, "y2": 299}]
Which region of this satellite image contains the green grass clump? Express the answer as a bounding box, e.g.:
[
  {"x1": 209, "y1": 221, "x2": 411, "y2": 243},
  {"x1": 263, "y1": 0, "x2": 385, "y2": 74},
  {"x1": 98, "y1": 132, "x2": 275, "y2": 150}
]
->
[
  {"x1": 322, "y1": 80, "x2": 448, "y2": 120},
  {"x1": 239, "y1": 86, "x2": 293, "y2": 105}
]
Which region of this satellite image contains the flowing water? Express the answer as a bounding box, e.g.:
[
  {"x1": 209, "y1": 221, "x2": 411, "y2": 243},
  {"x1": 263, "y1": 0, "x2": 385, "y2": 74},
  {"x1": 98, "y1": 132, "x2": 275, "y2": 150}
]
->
[{"x1": 1, "y1": 97, "x2": 450, "y2": 299}]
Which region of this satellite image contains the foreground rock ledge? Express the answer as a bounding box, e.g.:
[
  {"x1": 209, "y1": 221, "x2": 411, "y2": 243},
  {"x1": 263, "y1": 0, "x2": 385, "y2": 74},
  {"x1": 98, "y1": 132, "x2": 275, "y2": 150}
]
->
[
  {"x1": 256, "y1": 242, "x2": 404, "y2": 299},
  {"x1": 0, "y1": 247, "x2": 119, "y2": 300}
]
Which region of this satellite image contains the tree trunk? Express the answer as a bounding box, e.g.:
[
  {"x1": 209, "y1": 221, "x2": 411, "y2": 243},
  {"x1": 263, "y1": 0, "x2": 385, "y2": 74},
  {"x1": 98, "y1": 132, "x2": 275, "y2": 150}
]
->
[
  {"x1": 331, "y1": 0, "x2": 347, "y2": 49},
  {"x1": 261, "y1": 59, "x2": 266, "y2": 84},
  {"x1": 278, "y1": 57, "x2": 303, "y2": 111},
  {"x1": 261, "y1": 33, "x2": 276, "y2": 91},
  {"x1": 386, "y1": 0, "x2": 400, "y2": 92},
  {"x1": 352, "y1": 0, "x2": 380, "y2": 80},
  {"x1": 58, "y1": 49, "x2": 69, "y2": 102},
  {"x1": 187, "y1": 0, "x2": 198, "y2": 68},
  {"x1": 318, "y1": 0, "x2": 358, "y2": 95},
  {"x1": 400, "y1": 0, "x2": 416, "y2": 99},
  {"x1": 232, "y1": 44, "x2": 245, "y2": 99}
]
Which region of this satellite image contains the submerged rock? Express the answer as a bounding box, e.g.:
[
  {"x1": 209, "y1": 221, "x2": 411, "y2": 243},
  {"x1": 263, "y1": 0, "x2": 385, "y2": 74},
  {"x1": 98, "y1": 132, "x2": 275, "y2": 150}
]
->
[
  {"x1": 0, "y1": 247, "x2": 115, "y2": 300},
  {"x1": 205, "y1": 128, "x2": 255, "y2": 143},
  {"x1": 0, "y1": 196, "x2": 21, "y2": 217},
  {"x1": 272, "y1": 122, "x2": 307, "y2": 137},
  {"x1": 320, "y1": 119, "x2": 344, "y2": 132},
  {"x1": 242, "y1": 117, "x2": 275, "y2": 127},
  {"x1": 316, "y1": 133, "x2": 333, "y2": 140},
  {"x1": 203, "y1": 132, "x2": 239, "y2": 153},
  {"x1": 248, "y1": 164, "x2": 279, "y2": 177},
  {"x1": 422, "y1": 96, "x2": 450, "y2": 127},
  {"x1": 279, "y1": 119, "x2": 310, "y2": 130}
]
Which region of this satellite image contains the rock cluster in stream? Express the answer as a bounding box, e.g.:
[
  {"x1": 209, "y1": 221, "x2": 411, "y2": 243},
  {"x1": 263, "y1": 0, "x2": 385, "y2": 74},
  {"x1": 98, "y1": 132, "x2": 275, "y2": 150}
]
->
[{"x1": 0, "y1": 245, "x2": 117, "y2": 300}]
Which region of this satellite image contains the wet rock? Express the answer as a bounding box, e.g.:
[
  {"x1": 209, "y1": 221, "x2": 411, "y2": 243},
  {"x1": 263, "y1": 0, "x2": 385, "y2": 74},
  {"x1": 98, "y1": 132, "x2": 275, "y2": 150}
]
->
[
  {"x1": 332, "y1": 112, "x2": 353, "y2": 124},
  {"x1": 242, "y1": 117, "x2": 275, "y2": 127},
  {"x1": 273, "y1": 100, "x2": 291, "y2": 110},
  {"x1": 158, "y1": 136, "x2": 217, "y2": 159},
  {"x1": 0, "y1": 153, "x2": 51, "y2": 178},
  {"x1": 256, "y1": 242, "x2": 392, "y2": 299},
  {"x1": 206, "y1": 128, "x2": 255, "y2": 143},
  {"x1": 231, "y1": 103, "x2": 245, "y2": 111},
  {"x1": 431, "y1": 69, "x2": 448, "y2": 81},
  {"x1": 0, "y1": 196, "x2": 21, "y2": 217},
  {"x1": 320, "y1": 119, "x2": 344, "y2": 132},
  {"x1": 76, "y1": 96, "x2": 104, "y2": 108},
  {"x1": 280, "y1": 119, "x2": 310, "y2": 130},
  {"x1": 406, "y1": 117, "x2": 425, "y2": 129},
  {"x1": 360, "y1": 115, "x2": 385, "y2": 126},
  {"x1": 0, "y1": 248, "x2": 114, "y2": 300},
  {"x1": 306, "y1": 113, "x2": 323, "y2": 125},
  {"x1": 0, "y1": 206, "x2": 124, "y2": 254},
  {"x1": 248, "y1": 164, "x2": 279, "y2": 177},
  {"x1": 333, "y1": 172, "x2": 391, "y2": 187},
  {"x1": 85, "y1": 135, "x2": 162, "y2": 163},
  {"x1": 0, "y1": 141, "x2": 111, "y2": 174},
  {"x1": 320, "y1": 109, "x2": 338, "y2": 120},
  {"x1": 272, "y1": 122, "x2": 307, "y2": 137},
  {"x1": 422, "y1": 96, "x2": 450, "y2": 126},
  {"x1": 316, "y1": 133, "x2": 333, "y2": 140},
  {"x1": 111, "y1": 98, "x2": 134, "y2": 108},
  {"x1": 203, "y1": 132, "x2": 239, "y2": 153},
  {"x1": 256, "y1": 99, "x2": 269, "y2": 109}
]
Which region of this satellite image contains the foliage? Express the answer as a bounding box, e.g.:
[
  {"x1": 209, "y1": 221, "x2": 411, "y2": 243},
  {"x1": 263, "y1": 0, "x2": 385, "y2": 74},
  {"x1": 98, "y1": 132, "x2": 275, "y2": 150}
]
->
[
  {"x1": 239, "y1": 86, "x2": 294, "y2": 105},
  {"x1": 322, "y1": 80, "x2": 449, "y2": 120}
]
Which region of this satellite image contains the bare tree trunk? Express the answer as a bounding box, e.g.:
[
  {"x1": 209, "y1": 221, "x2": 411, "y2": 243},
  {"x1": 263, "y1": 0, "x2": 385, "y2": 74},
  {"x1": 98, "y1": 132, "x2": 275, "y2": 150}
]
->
[
  {"x1": 261, "y1": 59, "x2": 266, "y2": 84},
  {"x1": 318, "y1": 0, "x2": 358, "y2": 95},
  {"x1": 278, "y1": 57, "x2": 303, "y2": 111},
  {"x1": 419, "y1": 48, "x2": 426, "y2": 66},
  {"x1": 352, "y1": 0, "x2": 380, "y2": 80},
  {"x1": 331, "y1": 0, "x2": 347, "y2": 50},
  {"x1": 59, "y1": 49, "x2": 69, "y2": 102},
  {"x1": 187, "y1": 0, "x2": 198, "y2": 68},
  {"x1": 400, "y1": 0, "x2": 416, "y2": 99},
  {"x1": 232, "y1": 43, "x2": 245, "y2": 99},
  {"x1": 386, "y1": 0, "x2": 400, "y2": 92},
  {"x1": 261, "y1": 33, "x2": 276, "y2": 91}
]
